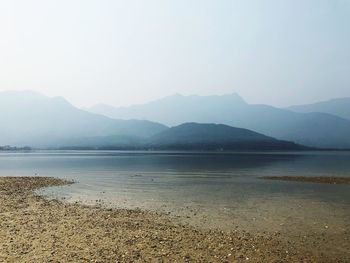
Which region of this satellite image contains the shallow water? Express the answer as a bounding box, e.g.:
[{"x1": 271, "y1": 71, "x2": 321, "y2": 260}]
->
[{"x1": 1, "y1": 150, "x2": 350, "y2": 253}]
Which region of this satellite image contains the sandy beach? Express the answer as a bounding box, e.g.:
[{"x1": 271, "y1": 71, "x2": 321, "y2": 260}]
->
[{"x1": 0, "y1": 177, "x2": 347, "y2": 263}]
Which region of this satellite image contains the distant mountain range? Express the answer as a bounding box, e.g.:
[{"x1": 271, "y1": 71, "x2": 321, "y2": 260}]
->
[
  {"x1": 2, "y1": 90, "x2": 350, "y2": 150},
  {"x1": 287, "y1": 97, "x2": 350, "y2": 121},
  {"x1": 0, "y1": 90, "x2": 306, "y2": 151},
  {"x1": 0, "y1": 91, "x2": 167, "y2": 147},
  {"x1": 88, "y1": 93, "x2": 350, "y2": 149}
]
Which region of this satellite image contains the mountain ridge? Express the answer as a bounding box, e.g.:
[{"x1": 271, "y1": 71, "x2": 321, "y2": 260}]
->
[
  {"x1": 86, "y1": 93, "x2": 350, "y2": 149},
  {"x1": 287, "y1": 97, "x2": 350, "y2": 120}
]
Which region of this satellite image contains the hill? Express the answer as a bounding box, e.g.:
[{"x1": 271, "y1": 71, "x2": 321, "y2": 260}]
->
[
  {"x1": 287, "y1": 97, "x2": 350, "y2": 120},
  {"x1": 147, "y1": 123, "x2": 306, "y2": 151},
  {"x1": 87, "y1": 93, "x2": 350, "y2": 149}
]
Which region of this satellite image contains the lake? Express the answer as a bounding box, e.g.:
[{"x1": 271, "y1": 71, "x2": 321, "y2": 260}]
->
[{"x1": 1, "y1": 150, "x2": 349, "y2": 255}]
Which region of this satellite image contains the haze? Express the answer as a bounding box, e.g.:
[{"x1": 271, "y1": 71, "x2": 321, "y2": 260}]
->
[{"x1": 0, "y1": 0, "x2": 349, "y2": 107}]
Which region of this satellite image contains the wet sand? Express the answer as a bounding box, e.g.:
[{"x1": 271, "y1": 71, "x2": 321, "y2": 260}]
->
[
  {"x1": 261, "y1": 176, "x2": 350, "y2": 185},
  {"x1": 0, "y1": 177, "x2": 347, "y2": 262}
]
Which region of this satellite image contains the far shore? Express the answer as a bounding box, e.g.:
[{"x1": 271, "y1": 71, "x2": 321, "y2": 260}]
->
[
  {"x1": 0, "y1": 177, "x2": 348, "y2": 262},
  {"x1": 261, "y1": 176, "x2": 350, "y2": 185}
]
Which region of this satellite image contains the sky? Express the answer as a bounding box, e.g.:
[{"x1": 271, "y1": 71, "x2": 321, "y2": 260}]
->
[{"x1": 0, "y1": 0, "x2": 349, "y2": 108}]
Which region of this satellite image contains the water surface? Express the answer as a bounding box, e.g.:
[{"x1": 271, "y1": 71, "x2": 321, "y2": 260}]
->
[{"x1": 1, "y1": 150, "x2": 349, "y2": 254}]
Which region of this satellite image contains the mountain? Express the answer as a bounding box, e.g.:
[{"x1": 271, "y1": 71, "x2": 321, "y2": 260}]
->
[
  {"x1": 147, "y1": 123, "x2": 306, "y2": 150},
  {"x1": 287, "y1": 97, "x2": 350, "y2": 120},
  {"x1": 87, "y1": 93, "x2": 350, "y2": 149},
  {"x1": 0, "y1": 90, "x2": 167, "y2": 147}
]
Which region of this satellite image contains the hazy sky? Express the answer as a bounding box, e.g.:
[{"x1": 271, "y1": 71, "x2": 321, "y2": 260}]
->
[{"x1": 0, "y1": 0, "x2": 349, "y2": 107}]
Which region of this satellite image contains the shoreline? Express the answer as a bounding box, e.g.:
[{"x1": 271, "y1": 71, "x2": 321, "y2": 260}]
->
[
  {"x1": 261, "y1": 176, "x2": 350, "y2": 185},
  {"x1": 0, "y1": 177, "x2": 346, "y2": 262}
]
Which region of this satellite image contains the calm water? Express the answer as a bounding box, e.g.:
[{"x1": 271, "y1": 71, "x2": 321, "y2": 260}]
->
[{"x1": 1, "y1": 151, "x2": 350, "y2": 241}]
